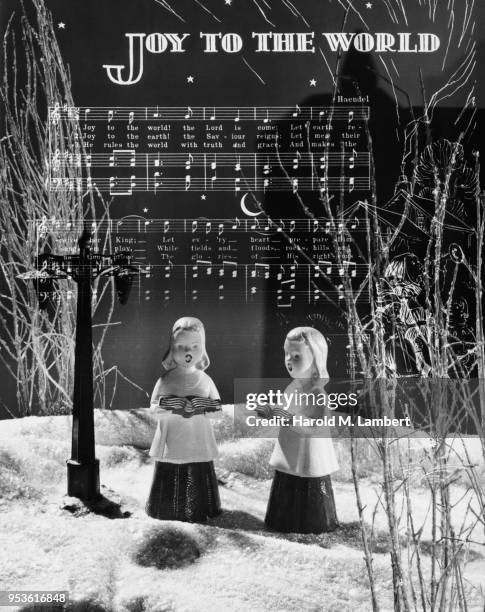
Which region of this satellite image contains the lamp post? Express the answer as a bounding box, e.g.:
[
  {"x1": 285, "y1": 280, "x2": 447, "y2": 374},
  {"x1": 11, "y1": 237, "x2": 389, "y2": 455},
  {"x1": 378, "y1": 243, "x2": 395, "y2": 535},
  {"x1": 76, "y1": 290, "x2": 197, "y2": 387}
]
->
[{"x1": 19, "y1": 228, "x2": 137, "y2": 500}]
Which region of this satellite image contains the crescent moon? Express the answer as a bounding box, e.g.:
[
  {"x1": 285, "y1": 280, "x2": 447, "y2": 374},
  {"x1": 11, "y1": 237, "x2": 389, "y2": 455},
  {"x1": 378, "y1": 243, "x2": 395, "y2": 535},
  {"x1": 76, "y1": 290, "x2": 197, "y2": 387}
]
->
[{"x1": 240, "y1": 192, "x2": 263, "y2": 217}]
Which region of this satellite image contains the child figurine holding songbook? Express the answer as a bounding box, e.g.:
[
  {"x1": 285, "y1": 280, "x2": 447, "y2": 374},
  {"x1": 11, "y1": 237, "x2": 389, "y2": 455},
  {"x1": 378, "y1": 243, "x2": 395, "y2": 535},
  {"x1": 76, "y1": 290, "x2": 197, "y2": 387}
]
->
[
  {"x1": 146, "y1": 316, "x2": 222, "y2": 523},
  {"x1": 261, "y1": 327, "x2": 339, "y2": 534}
]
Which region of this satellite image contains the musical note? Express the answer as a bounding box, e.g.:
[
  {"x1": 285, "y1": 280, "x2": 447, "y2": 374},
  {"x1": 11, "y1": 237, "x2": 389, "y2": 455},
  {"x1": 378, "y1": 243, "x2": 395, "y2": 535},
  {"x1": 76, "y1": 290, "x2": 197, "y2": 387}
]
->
[
  {"x1": 221, "y1": 260, "x2": 238, "y2": 278},
  {"x1": 234, "y1": 110, "x2": 240, "y2": 122},
  {"x1": 262, "y1": 109, "x2": 270, "y2": 124},
  {"x1": 210, "y1": 158, "x2": 217, "y2": 188},
  {"x1": 289, "y1": 220, "x2": 296, "y2": 233},
  {"x1": 348, "y1": 110, "x2": 354, "y2": 124},
  {"x1": 292, "y1": 151, "x2": 301, "y2": 170},
  {"x1": 209, "y1": 108, "x2": 216, "y2": 121},
  {"x1": 344, "y1": 260, "x2": 357, "y2": 278},
  {"x1": 205, "y1": 221, "x2": 211, "y2": 234},
  {"x1": 348, "y1": 177, "x2": 355, "y2": 193},
  {"x1": 154, "y1": 154, "x2": 162, "y2": 167},
  {"x1": 108, "y1": 149, "x2": 135, "y2": 168},
  {"x1": 252, "y1": 262, "x2": 270, "y2": 279},
  {"x1": 185, "y1": 153, "x2": 194, "y2": 170},
  {"x1": 185, "y1": 174, "x2": 191, "y2": 191},
  {"x1": 154, "y1": 171, "x2": 162, "y2": 194},
  {"x1": 185, "y1": 106, "x2": 193, "y2": 119},
  {"x1": 164, "y1": 220, "x2": 170, "y2": 233},
  {"x1": 84, "y1": 108, "x2": 91, "y2": 122},
  {"x1": 218, "y1": 284, "x2": 224, "y2": 300},
  {"x1": 292, "y1": 178, "x2": 299, "y2": 194},
  {"x1": 191, "y1": 220, "x2": 198, "y2": 233},
  {"x1": 292, "y1": 104, "x2": 301, "y2": 118},
  {"x1": 318, "y1": 260, "x2": 332, "y2": 275},
  {"x1": 164, "y1": 261, "x2": 173, "y2": 278},
  {"x1": 107, "y1": 109, "x2": 114, "y2": 123},
  {"x1": 349, "y1": 149, "x2": 356, "y2": 170},
  {"x1": 231, "y1": 217, "x2": 240, "y2": 230},
  {"x1": 197, "y1": 260, "x2": 212, "y2": 276},
  {"x1": 234, "y1": 177, "x2": 241, "y2": 193},
  {"x1": 218, "y1": 222, "x2": 224, "y2": 236},
  {"x1": 153, "y1": 106, "x2": 160, "y2": 118},
  {"x1": 128, "y1": 111, "x2": 134, "y2": 125},
  {"x1": 109, "y1": 175, "x2": 135, "y2": 196}
]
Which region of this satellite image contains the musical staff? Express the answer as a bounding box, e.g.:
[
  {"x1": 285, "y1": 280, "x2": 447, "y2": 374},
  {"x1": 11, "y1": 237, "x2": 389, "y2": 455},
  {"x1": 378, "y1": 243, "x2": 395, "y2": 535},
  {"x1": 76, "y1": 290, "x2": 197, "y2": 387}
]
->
[
  {"x1": 48, "y1": 176, "x2": 370, "y2": 195},
  {"x1": 49, "y1": 151, "x2": 370, "y2": 170},
  {"x1": 36, "y1": 216, "x2": 371, "y2": 234},
  {"x1": 49, "y1": 105, "x2": 370, "y2": 123},
  {"x1": 46, "y1": 263, "x2": 369, "y2": 306},
  {"x1": 48, "y1": 104, "x2": 371, "y2": 196}
]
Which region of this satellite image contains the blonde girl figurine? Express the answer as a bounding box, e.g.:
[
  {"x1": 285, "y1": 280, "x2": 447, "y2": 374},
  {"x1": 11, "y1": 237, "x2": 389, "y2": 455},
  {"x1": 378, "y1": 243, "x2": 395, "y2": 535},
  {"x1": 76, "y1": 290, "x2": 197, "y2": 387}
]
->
[
  {"x1": 146, "y1": 317, "x2": 222, "y2": 522},
  {"x1": 263, "y1": 327, "x2": 339, "y2": 533}
]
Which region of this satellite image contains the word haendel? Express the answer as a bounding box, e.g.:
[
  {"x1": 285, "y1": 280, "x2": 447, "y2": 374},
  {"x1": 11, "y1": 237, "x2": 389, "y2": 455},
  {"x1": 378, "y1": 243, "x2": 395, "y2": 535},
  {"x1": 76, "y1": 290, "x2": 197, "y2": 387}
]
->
[{"x1": 103, "y1": 31, "x2": 440, "y2": 85}]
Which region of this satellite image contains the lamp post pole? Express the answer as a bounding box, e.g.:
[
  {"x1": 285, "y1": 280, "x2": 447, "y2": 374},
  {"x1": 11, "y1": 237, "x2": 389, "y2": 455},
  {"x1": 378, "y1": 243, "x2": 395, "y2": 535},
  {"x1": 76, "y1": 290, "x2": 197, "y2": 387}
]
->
[
  {"x1": 19, "y1": 224, "x2": 137, "y2": 501},
  {"x1": 66, "y1": 230, "x2": 99, "y2": 499}
]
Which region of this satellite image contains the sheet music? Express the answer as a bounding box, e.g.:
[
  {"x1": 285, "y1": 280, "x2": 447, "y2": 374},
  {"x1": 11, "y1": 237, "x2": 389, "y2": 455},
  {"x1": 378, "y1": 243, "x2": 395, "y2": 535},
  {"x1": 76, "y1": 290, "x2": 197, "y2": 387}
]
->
[{"x1": 48, "y1": 106, "x2": 370, "y2": 195}]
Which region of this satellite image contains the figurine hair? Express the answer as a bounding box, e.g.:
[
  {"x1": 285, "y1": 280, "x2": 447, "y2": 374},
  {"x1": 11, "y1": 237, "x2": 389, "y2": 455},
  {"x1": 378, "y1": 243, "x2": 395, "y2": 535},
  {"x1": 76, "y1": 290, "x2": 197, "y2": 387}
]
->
[
  {"x1": 286, "y1": 327, "x2": 329, "y2": 380},
  {"x1": 162, "y1": 316, "x2": 210, "y2": 371}
]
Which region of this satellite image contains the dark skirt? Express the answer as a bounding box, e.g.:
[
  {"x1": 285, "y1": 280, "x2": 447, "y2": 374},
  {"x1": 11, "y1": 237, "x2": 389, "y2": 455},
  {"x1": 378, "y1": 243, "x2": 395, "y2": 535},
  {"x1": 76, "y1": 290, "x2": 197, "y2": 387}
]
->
[
  {"x1": 146, "y1": 461, "x2": 221, "y2": 523},
  {"x1": 265, "y1": 470, "x2": 339, "y2": 534}
]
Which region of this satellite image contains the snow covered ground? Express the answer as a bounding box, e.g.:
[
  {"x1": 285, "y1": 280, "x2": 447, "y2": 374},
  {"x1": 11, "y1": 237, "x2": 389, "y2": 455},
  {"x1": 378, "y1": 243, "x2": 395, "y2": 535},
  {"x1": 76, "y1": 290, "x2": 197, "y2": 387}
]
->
[{"x1": 0, "y1": 410, "x2": 484, "y2": 612}]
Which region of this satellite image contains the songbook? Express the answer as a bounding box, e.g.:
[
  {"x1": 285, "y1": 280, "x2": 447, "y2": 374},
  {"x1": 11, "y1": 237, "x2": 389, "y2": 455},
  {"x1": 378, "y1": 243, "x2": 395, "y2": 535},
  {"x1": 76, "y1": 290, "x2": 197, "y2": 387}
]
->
[{"x1": 157, "y1": 395, "x2": 222, "y2": 417}]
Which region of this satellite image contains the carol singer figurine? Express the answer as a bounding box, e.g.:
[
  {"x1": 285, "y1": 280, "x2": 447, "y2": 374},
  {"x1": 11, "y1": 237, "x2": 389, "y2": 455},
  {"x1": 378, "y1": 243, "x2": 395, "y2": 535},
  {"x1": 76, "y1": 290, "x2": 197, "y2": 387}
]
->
[
  {"x1": 146, "y1": 316, "x2": 222, "y2": 523},
  {"x1": 263, "y1": 327, "x2": 340, "y2": 534}
]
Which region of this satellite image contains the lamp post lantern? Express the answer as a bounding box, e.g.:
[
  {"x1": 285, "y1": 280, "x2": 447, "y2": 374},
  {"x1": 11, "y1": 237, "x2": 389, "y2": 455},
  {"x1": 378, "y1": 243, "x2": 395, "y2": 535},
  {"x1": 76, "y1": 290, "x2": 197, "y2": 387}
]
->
[{"x1": 19, "y1": 227, "x2": 138, "y2": 500}]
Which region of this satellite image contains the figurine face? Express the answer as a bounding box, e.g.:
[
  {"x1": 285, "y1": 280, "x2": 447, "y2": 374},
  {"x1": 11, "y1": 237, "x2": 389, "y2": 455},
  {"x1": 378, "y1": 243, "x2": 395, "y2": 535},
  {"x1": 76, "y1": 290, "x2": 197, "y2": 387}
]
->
[
  {"x1": 284, "y1": 339, "x2": 314, "y2": 379},
  {"x1": 172, "y1": 330, "x2": 203, "y2": 369}
]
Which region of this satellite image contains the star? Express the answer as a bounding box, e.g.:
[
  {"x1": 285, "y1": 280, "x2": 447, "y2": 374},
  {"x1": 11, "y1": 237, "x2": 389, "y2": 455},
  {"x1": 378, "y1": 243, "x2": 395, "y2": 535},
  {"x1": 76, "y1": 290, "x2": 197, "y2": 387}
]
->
[
  {"x1": 58, "y1": 22, "x2": 66, "y2": 29},
  {"x1": 201, "y1": 194, "x2": 207, "y2": 200},
  {"x1": 309, "y1": 78, "x2": 317, "y2": 87},
  {"x1": 187, "y1": 75, "x2": 194, "y2": 83},
  {"x1": 365, "y1": 2, "x2": 372, "y2": 8},
  {"x1": 142, "y1": 207, "x2": 148, "y2": 213},
  {"x1": 225, "y1": 0, "x2": 232, "y2": 4}
]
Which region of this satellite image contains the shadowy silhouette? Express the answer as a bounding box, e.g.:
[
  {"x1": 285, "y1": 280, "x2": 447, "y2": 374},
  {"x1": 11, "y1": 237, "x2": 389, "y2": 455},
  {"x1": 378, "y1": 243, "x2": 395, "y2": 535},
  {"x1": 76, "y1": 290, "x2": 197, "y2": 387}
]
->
[
  {"x1": 208, "y1": 508, "x2": 266, "y2": 532},
  {"x1": 256, "y1": 36, "x2": 408, "y2": 381},
  {"x1": 132, "y1": 526, "x2": 202, "y2": 569},
  {"x1": 211, "y1": 512, "x2": 398, "y2": 555},
  {"x1": 61, "y1": 491, "x2": 132, "y2": 519}
]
